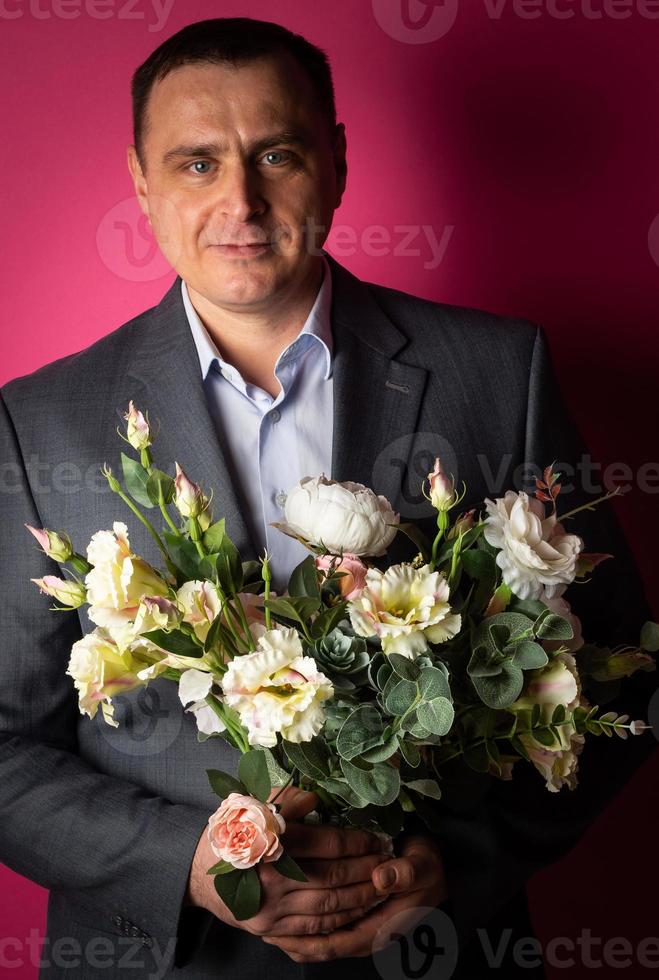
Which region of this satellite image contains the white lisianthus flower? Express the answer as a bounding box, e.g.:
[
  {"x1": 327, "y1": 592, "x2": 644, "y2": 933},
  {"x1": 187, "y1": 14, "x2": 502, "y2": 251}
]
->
[
  {"x1": 348, "y1": 563, "x2": 462, "y2": 659},
  {"x1": 66, "y1": 626, "x2": 152, "y2": 727},
  {"x1": 272, "y1": 475, "x2": 399, "y2": 557},
  {"x1": 483, "y1": 491, "x2": 583, "y2": 600},
  {"x1": 85, "y1": 521, "x2": 169, "y2": 629},
  {"x1": 511, "y1": 650, "x2": 581, "y2": 714},
  {"x1": 221, "y1": 627, "x2": 334, "y2": 748},
  {"x1": 133, "y1": 595, "x2": 182, "y2": 635},
  {"x1": 178, "y1": 668, "x2": 226, "y2": 736},
  {"x1": 522, "y1": 729, "x2": 585, "y2": 793},
  {"x1": 177, "y1": 580, "x2": 222, "y2": 643}
]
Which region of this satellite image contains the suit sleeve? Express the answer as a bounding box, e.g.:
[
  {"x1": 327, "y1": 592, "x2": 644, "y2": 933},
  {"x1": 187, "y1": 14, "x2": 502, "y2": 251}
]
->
[
  {"x1": 432, "y1": 324, "x2": 658, "y2": 947},
  {"x1": 0, "y1": 390, "x2": 213, "y2": 969}
]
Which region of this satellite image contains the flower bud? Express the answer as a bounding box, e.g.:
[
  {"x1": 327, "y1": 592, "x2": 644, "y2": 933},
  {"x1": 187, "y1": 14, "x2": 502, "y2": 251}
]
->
[
  {"x1": 173, "y1": 462, "x2": 205, "y2": 518},
  {"x1": 31, "y1": 575, "x2": 86, "y2": 608},
  {"x1": 25, "y1": 524, "x2": 73, "y2": 562},
  {"x1": 427, "y1": 458, "x2": 455, "y2": 512},
  {"x1": 124, "y1": 401, "x2": 151, "y2": 451},
  {"x1": 447, "y1": 509, "x2": 476, "y2": 540}
]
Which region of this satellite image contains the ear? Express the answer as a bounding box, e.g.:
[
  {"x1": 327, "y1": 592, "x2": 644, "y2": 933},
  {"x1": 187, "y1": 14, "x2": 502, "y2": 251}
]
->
[
  {"x1": 127, "y1": 145, "x2": 150, "y2": 219},
  {"x1": 332, "y1": 123, "x2": 348, "y2": 208}
]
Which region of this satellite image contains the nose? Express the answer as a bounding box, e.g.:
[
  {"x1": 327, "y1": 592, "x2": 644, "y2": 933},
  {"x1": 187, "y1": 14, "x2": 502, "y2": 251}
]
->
[{"x1": 215, "y1": 161, "x2": 266, "y2": 223}]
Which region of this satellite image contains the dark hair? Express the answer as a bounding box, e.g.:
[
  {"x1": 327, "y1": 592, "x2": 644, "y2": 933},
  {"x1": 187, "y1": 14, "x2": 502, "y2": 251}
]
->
[{"x1": 131, "y1": 17, "x2": 337, "y2": 168}]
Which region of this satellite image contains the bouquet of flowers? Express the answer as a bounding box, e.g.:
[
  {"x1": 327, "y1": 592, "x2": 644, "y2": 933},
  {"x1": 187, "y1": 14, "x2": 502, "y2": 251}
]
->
[{"x1": 27, "y1": 402, "x2": 657, "y2": 920}]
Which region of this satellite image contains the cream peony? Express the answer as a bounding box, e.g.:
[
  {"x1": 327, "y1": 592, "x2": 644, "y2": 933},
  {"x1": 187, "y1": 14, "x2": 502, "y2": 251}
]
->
[
  {"x1": 85, "y1": 521, "x2": 169, "y2": 629},
  {"x1": 221, "y1": 627, "x2": 334, "y2": 748},
  {"x1": 348, "y1": 563, "x2": 462, "y2": 659},
  {"x1": 176, "y1": 580, "x2": 222, "y2": 643},
  {"x1": 66, "y1": 626, "x2": 152, "y2": 727},
  {"x1": 208, "y1": 793, "x2": 285, "y2": 870},
  {"x1": 483, "y1": 491, "x2": 583, "y2": 600},
  {"x1": 272, "y1": 475, "x2": 399, "y2": 557}
]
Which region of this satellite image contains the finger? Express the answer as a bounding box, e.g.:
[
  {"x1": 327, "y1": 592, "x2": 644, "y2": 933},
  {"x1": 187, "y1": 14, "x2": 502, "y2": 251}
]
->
[
  {"x1": 259, "y1": 906, "x2": 370, "y2": 938},
  {"x1": 271, "y1": 786, "x2": 319, "y2": 822},
  {"x1": 300, "y1": 854, "x2": 390, "y2": 888},
  {"x1": 283, "y1": 823, "x2": 386, "y2": 860},
  {"x1": 372, "y1": 855, "x2": 436, "y2": 895},
  {"x1": 279, "y1": 879, "x2": 386, "y2": 916}
]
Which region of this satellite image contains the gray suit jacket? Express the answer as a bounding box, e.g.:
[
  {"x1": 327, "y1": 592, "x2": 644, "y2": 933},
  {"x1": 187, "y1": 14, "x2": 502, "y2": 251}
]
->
[{"x1": 1, "y1": 253, "x2": 655, "y2": 978}]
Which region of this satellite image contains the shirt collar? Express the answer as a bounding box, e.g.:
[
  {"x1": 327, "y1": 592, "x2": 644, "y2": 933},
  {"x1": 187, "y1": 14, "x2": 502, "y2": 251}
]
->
[{"x1": 181, "y1": 254, "x2": 333, "y2": 384}]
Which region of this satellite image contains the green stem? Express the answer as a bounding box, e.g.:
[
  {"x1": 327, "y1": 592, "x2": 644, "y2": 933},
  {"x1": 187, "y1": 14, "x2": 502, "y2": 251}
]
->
[
  {"x1": 109, "y1": 482, "x2": 169, "y2": 563},
  {"x1": 269, "y1": 770, "x2": 297, "y2": 807},
  {"x1": 558, "y1": 487, "x2": 623, "y2": 523},
  {"x1": 205, "y1": 695, "x2": 249, "y2": 753}
]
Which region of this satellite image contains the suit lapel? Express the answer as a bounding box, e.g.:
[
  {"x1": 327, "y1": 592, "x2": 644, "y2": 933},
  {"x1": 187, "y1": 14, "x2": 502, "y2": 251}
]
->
[
  {"x1": 326, "y1": 254, "x2": 429, "y2": 519},
  {"x1": 123, "y1": 277, "x2": 258, "y2": 560}
]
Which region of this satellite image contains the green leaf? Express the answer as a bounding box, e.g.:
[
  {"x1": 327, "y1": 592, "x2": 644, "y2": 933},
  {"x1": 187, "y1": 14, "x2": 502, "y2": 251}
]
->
[
  {"x1": 262, "y1": 748, "x2": 292, "y2": 788},
  {"x1": 283, "y1": 736, "x2": 331, "y2": 781},
  {"x1": 384, "y1": 676, "x2": 418, "y2": 716},
  {"x1": 336, "y1": 705, "x2": 385, "y2": 760},
  {"x1": 272, "y1": 852, "x2": 308, "y2": 882},
  {"x1": 265, "y1": 596, "x2": 321, "y2": 626},
  {"x1": 472, "y1": 661, "x2": 524, "y2": 709},
  {"x1": 360, "y1": 735, "x2": 399, "y2": 763},
  {"x1": 404, "y1": 778, "x2": 441, "y2": 800},
  {"x1": 398, "y1": 739, "x2": 421, "y2": 768},
  {"x1": 461, "y1": 549, "x2": 495, "y2": 579},
  {"x1": 340, "y1": 758, "x2": 400, "y2": 806},
  {"x1": 418, "y1": 666, "x2": 451, "y2": 702},
  {"x1": 213, "y1": 867, "x2": 261, "y2": 921},
  {"x1": 215, "y1": 535, "x2": 243, "y2": 594},
  {"x1": 207, "y1": 769, "x2": 246, "y2": 799},
  {"x1": 121, "y1": 452, "x2": 154, "y2": 508},
  {"x1": 641, "y1": 621, "x2": 659, "y2": 652},
  {"x1": 320, "y1": 777, "x2": 369, "y2": 808},
  {"x1": 310, "y1": 601, "x2": 349, "y2": 639},
  {"x1": 207, "y1": 860, "x2": 238, "y2": 876},
  {"x1": 163, "y1": 531, "x2": 205, "y2": 580},
  {"x1": 238, "y1": 750, "x2": 271, "y2": 803},
  {"x1": 512, "y1": 640, "x2": 549, "y2": 671},
  {"x1": 202, "y1": 519, "x2": 226, "y2": 553},
  {"x1": 416, "y1": 697, "x2": 454, "y2": 736},
  {"x1": 536, "y1": 613, "x2": 574, "y2": 641},
  {"x1": 142, "y1": 627, "x2": 203, "y2": 658},
  {"x1": 146, "y1": 468, "x2": 175, "y2": 507},
  {"x1": 388, "y1": 653, "x2": 421, "y2": 681},
  {"x1": 552, "y1": 704, "x2": 567, "y2": 725},
  {"x1": 288, "y1": 555, "x2": 321, "y2": 600}
]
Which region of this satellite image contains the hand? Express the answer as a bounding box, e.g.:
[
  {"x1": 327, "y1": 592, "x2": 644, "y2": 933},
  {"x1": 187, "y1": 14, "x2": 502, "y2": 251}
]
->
[
  {"x1": 185, "y1": 788, "x2": 392, "y2": 938},
  {"x1": 261, "y1": 833, "x2": 447, "y2": 962}
]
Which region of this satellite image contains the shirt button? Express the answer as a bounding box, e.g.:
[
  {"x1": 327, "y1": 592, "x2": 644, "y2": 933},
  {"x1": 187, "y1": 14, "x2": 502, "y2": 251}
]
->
[
  {"x1": 269, "y1": 408, "x2": 281, "y2": 423},
  {"x1": 275, "y1": 490, "x2": 287, "y2": 509}
]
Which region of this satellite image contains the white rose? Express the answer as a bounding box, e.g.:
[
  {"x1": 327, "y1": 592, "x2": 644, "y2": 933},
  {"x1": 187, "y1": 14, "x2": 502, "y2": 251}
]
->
[
  {"x1": 177, "y1": 580, "x2": 222, "y2": 643},
  {"x1": 85, "y1": 521, "x2": 169, "y2": 629},
  {"x1": 221, "y1": 627, "x2": 334, "y2": 748},
  {"x1": 348, "y1": 563, "x2": 462, "y2": 659},
  {"x1": 483, "y1": 491, "x2": 583, "y2": 600},
  {"x1": 66, "y1": 626, "x2": 150, "y2": 727},
  {"x1": 273, "y1": 476, "x2": 399, "y2": 557}
]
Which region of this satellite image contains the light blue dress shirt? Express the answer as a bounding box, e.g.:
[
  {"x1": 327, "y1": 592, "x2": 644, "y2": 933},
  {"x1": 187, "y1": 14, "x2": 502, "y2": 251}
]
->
[{"x1": 181, "y1": 257, "x2": 334, "y2": 592}]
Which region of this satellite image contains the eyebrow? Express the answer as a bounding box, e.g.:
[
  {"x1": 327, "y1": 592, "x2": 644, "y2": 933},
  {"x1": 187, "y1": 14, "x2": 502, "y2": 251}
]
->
[{"x1": 162, "y1": 130, "x2": 309, "y2": 165}]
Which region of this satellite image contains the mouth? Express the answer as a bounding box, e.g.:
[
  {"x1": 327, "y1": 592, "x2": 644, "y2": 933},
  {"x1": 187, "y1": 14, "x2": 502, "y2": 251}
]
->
[{"x1": 210, "y1": 243, "x2": 272, "y2": 258}]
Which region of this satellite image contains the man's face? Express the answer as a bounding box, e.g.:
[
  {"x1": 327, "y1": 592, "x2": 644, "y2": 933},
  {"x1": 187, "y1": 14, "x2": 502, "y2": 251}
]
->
[{"x1": 128, "y1": 54, "x2": 346, "y2": 311}]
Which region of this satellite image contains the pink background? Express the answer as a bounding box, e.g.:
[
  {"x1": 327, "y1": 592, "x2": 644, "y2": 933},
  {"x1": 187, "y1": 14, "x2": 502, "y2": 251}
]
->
[{"x1": 1, "y1": 1, "x2": 658, "y2": 976}]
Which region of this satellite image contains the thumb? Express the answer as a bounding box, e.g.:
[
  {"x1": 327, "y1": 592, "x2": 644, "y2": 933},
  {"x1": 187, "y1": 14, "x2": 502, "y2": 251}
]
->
[
  {"x1": 372, "y1": 855, "x2": 423, "y2": 895},
  {"x1": 269, "y1": 786, "x2": 319, "y2": 822}
]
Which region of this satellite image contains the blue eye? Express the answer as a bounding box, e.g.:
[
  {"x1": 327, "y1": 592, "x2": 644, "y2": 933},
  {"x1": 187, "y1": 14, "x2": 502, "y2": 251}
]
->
[
  {"x1": 190, "y1": 160, "x2": 212, "y2": 174},
  {"x1": 262, "y1": 151, "x2": 289, "y2": 166}
]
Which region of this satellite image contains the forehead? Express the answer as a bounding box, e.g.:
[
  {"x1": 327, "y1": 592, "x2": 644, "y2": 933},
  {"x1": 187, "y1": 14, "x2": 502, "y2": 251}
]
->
[{"x1": 144, "y1": 55, "x2": 318, "y2": 147}]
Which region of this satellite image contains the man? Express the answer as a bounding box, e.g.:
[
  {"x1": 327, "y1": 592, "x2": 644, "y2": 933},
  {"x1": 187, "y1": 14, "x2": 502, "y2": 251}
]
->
[{"x1": 0, "y1": 17, "x2": 655, "y2": 980}]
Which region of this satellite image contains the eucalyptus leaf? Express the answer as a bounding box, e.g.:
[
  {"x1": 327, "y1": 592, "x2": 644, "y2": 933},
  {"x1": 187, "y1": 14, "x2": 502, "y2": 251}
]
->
[
  {"x1": 283, "y1": 736, "x2": 331, "y2": 780},
  {"x1": 404, "y1": 778, "x2": 441, "y2": 800},
  {"x1": 336, "y1": 705, "x2": 385, "y2": 761},
  {"x1": 340, "y1": 758, "x2": 400, "y2": 806},
  {"x1": 416, "y1": 697, "x2": 454, "y2": 736}
]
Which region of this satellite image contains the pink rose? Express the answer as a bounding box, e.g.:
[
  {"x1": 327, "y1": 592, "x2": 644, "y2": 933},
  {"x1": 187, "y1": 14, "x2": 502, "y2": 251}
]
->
[
  {"x1": 208, "y1": 793, "x2": 286, "y2": 870},
  {"x1": 315, "y1": 553, "x2": 368, "y2": 600}
]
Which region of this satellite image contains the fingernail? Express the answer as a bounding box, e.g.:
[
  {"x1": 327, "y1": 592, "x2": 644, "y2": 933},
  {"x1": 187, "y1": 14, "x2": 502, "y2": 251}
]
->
[{"x1": 377, "y1": 867, "x2": 396, "y2": 889}]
